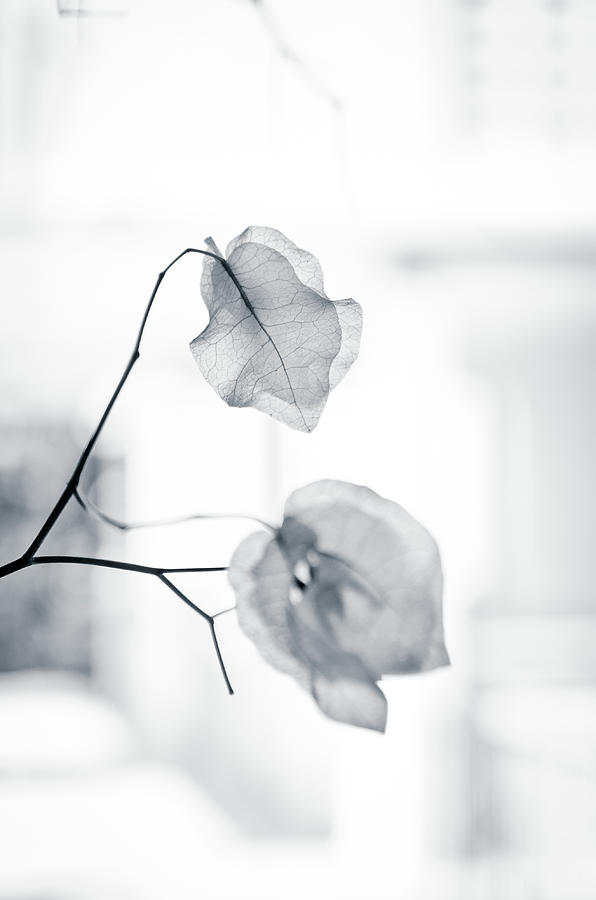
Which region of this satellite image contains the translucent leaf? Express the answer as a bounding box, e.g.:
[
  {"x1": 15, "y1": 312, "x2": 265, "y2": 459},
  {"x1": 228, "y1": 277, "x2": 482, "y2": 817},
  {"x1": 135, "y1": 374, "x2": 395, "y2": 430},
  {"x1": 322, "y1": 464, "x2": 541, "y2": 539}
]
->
[
  {"x1": 229, "y1": 480, "x2": 449, "y2": 732},
  {"x1": 190, "y1": 228, "x2": 362, "y2": 432},
  {"x1": 228, "y1": 531, "x2": 309, "y2": 688},
  {"x1": 283, "y1": 481, "x2": 449, "y2": 676},
  {"x1": 226, "y1": 226, "x2": 325, "y2": 293}
]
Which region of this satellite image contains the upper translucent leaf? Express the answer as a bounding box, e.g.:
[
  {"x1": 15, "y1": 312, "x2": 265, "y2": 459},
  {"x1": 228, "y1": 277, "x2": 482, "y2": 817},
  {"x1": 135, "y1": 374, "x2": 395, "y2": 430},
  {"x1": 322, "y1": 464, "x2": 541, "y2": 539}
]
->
[
  {"x1": 229, "y1": 480, "x2": 449, "y2": 733},
  {"x1": 190, "y1": 227, "x2": 362, "y2": 432}
]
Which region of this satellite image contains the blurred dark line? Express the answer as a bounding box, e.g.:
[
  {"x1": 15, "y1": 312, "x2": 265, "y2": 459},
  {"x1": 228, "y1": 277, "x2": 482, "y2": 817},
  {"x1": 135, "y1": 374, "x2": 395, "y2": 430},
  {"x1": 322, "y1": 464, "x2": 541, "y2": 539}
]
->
[
  {"x1": 395, "y1": 234, "x2": 596, "y2": 269},
  {"x1": 56, "y1": 0, "x2": 127, "y2": 17},
  {"x1": 249, "y1": 0, "x2": 356, "y2": 212},
  {"x1": 251, "y1": 0, "x2": 342, "y2": 110}
]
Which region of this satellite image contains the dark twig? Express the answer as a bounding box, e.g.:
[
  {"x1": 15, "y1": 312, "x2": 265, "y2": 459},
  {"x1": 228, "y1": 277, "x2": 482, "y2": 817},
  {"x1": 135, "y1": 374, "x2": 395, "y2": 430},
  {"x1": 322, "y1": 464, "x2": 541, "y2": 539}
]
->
[
  {"x1": 157, "y1": 574, "x2": 212, "y2": 622},
  {"x1": 0, "y1": 554, "x2": 227, "y2": 580},
  {"x1": 159, "y1": 575, "x2": 234, "y2": 694},
  {"x1": 208, "y1": 619, "x2": 235, "y2": 695}
]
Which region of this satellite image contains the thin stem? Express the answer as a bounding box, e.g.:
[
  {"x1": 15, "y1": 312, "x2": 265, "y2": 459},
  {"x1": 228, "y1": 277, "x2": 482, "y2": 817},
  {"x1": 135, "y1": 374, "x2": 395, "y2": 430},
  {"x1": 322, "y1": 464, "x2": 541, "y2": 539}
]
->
[
  {"x1": 22, "y1": 247, "x2": 222, "y2": 560},
  {"x1": 159, "y1": 575, "x2": 234, "y2": 695},
  {"x1": 209, "y1": 620, "x2": 235, "y2": 695},
  {"x1": 0, "y1": 554, "x2": 228, "y2": 580},
  {"x1": 160, "y1": 565, "x2": 229, "y2": 574},
  {"x1": 75, "y1": 487, "x2": 274, "y2": 534},
  {"x1": 213, "y1": 604, "x2": 237, "y2": 619},
  {"x1": 158, "y1": 573, "x2": 212, "y2": 622},
  {"x1": 32, "y1": 555, "x2": 170, "y2": 576}
]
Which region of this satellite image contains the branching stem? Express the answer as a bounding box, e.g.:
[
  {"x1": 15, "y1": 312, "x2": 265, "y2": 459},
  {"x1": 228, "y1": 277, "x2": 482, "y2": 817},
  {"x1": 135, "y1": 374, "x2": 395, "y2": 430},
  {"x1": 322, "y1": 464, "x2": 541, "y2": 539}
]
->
[
  {"x1": 0, "y1": 555, "x2": 227, "y2": 579},
  {"x1": 0, "y1": 245, "x2": 238, "y2": 692},
  {"x1": 159, "y1": 574, "x2": 234, "y2": 694}
]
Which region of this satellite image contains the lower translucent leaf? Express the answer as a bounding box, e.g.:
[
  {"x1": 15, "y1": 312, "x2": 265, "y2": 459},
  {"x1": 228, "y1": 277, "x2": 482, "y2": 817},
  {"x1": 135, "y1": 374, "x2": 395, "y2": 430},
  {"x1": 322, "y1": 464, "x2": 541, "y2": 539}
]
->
[{"x1": 229, "y1": 480, "x2": 449, "y2": 732}]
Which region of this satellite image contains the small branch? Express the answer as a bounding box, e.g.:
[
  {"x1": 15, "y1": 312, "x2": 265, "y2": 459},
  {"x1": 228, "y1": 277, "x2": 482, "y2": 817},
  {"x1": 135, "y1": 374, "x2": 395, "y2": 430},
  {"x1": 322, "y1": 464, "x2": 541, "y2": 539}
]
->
[
  {"x1": 45, "y1": 556, "x2": 226, "y2": 576},
  {"x1": 75, "y1": 487, "x2": 274, "y2": 534},
  {"x1": 158, "y1": 573, "x2": 212, "y2": 622},
  {"x1": 209, "y1": 620, "x2": 235, "y2": 695},
  {"x1": 213, "y1": 604, "x2": 237, "y2": 619},
  {"x1": 32, "y1": 555, "x2": 170, "y2": 577},
  {"x1": 159, "y1": 575, "x2": 234, "y2": 694},
  {"x1": 0, "y1": 554, "x2": 228, "y2": 580}
]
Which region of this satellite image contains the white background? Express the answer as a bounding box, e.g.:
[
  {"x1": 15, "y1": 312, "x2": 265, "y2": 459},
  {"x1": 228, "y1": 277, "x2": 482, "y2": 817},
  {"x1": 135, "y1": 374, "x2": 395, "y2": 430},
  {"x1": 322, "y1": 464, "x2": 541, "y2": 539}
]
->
[{"x1": 1, "y1": 1, "x2": 596, "y2": 898}]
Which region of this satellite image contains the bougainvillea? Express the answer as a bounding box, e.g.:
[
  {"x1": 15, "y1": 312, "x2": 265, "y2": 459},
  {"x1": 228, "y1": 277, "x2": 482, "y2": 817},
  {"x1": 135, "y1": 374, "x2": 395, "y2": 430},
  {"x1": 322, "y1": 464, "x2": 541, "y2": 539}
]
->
[
  {"x1": 190, "y1": 227, "x2": 362, "y2": 432},
  {"x1": 230, "y1": 480, "x2": 448, "y2": 731}
]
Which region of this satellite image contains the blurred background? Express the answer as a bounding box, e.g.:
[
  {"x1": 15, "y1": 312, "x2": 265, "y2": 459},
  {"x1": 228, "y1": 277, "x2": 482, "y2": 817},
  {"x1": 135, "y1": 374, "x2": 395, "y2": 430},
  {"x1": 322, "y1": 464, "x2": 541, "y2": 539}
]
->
[{"x1": 1, "y1": 0, "x2": 596, "y2": 897}]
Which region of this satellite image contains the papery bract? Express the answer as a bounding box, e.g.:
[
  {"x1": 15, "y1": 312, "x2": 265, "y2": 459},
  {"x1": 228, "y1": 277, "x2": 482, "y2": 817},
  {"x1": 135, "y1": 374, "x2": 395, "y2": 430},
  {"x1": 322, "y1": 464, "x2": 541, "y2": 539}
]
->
[
  {"x1": 229, "y1": 480, "x2": 449, "y2": 732},
  {"x1": 190, "y1": 227, "x2": 362, "y2": 432}
]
